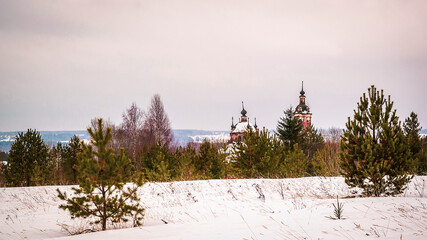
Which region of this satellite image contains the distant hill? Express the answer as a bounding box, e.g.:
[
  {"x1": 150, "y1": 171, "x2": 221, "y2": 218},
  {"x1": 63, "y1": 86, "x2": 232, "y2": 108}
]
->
[
  {"x1": 0, "y1": 131, "x2": 89, "y2": 152},
  {"x1": 0, "y1": 129, "x2": 230, "y2": 152},
  {"x1": 173, "y1": 129, "x2": 229, "y2": 145}
]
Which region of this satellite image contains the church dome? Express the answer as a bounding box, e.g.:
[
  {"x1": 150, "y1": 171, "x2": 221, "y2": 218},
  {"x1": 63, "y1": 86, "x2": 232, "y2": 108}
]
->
[
  {"x1": 295, "y1": 104, "x2": 310, "y2": 113},
  {"x1": 241, "y1": 101, "x2": 247, "y2": 116},
  {"x1": 231, "y1": 121, "x2": 255, "y2": 133}
]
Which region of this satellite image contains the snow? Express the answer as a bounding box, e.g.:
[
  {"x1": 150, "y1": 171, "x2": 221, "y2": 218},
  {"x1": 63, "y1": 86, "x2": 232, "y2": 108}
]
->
[
  {"x1": 189, "y1": 133, "x2": 230, "y2": 143},
  {"x1": 232, "y1": 122, "x2": 255, "y2": 133},
  {"x1": 0, "y1": 136, "x2": 15, "y2": 142},
  {"x1": 1, "y1": 176, "x2": 426, "y2": 240}
]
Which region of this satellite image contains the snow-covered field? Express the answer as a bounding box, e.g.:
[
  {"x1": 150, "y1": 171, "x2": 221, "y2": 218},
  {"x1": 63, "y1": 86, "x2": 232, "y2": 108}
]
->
[{"x1": 1, "y1": 176, "x2": 426, "y2": 240}]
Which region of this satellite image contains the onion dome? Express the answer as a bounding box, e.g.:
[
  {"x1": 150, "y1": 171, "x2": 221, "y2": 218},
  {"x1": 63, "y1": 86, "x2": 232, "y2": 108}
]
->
[
  {"x1": 254, "y1": 118, "x2": 258, "y2": 129},
  {"x1": 241, "y1": 101, "x2": 247, "y2": 116}
]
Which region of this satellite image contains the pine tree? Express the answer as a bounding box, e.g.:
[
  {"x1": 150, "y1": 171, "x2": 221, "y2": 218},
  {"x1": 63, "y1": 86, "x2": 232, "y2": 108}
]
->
[
  {"x1": 4, "y1": 129, "x2": 49, "y2": 186},
  {"x1": 140, "y1": 142, "x2": 175, "y2": 180},
  {"x1": 403, "y1": 112, "x2": 426, "y2": 174},
  {"x1": 33, "y1": 147, "x2": 57, "y2": 185},
  {"x1": 340, "y1": 85, "x2": 412, "y2": 196},
  {"x1": 194, "y1": 140, "x2": 224, "y2": 178},
  {"x1": 195, "y1": 140, "x2": 212, "y2": 174},
  {"x1": 403, "y1": 112, "x2": 422, "y2": 156},
  {"x1": 280, "y1": 143, "x2": 307, "y2": 178},
  {"x1": 209, "y1": 149, "x2": 223, "y2": 179},
  {"x1": 301, "y1": 124, "x2": 324, "y2": 157},
  {"x1": 256, "y1": 130, "x2": 283, "y2": 177},
  {"x1": 276, "y1": 106, "x2": 304, "y2": 149},
  {"x1": 146, "y1": 151, "x2": 172, "y2": 181},
  {"x1": 60, "y1": 135, "x2": 83, "y2": 184},
  {"x1": 174, "y1": 145, "x2": 198, "y2": 180},
  {"x1": 0, "y1": 151, "x2": 8, "y2": 162},
  {"x1": 232, "y1": 128, "x2": 261, "y2": 177},
  {"x1": 0, "y1": 151, "x2": 7, "y2": 186},
  {"x1": 57, "y1": 119, "x2": 144, "y2": 231},
  {"x1": 417, "y1": 137, "x2": 427, "y2": 175},
  {"x1": 232, "y1": 128, "x2": 282, "y2": 178}
]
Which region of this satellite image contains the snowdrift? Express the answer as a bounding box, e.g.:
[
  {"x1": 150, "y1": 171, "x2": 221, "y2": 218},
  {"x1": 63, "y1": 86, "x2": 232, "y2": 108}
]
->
[{"x1": 0, "y1": 176, "x2": 426, "y2": 240}]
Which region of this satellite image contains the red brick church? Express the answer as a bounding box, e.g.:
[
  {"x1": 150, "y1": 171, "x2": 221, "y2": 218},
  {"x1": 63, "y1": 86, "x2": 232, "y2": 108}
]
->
[
  {"x1": 229, "y1": 102, "x2": 258, "y2": 142},
  {"x1": 294, "y1": 81, "x2": 312, "y2": 130}
]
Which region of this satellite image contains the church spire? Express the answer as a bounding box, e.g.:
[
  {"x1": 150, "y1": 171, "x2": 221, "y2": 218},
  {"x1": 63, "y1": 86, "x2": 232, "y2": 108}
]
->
[
  {"x1": 231, "y1": 117, "x2": 235, "y2": 130},
  {"x1": 294, "y1": 81, "x2": 312, "y2": 131},
  {"x1": 300, "y1": 81, "x2": 305, "y2": 96}
]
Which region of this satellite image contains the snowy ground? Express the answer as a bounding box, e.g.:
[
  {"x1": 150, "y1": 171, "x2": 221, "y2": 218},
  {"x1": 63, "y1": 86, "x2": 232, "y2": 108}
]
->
[{"x1": 0, "y1": 176, "x2": 426, "y2": 240}]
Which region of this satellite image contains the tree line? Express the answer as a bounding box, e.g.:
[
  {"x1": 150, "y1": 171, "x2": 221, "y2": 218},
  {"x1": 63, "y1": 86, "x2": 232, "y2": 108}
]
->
[{"x1": 1, "y1": 88, "x2": 426, "y2": 189}]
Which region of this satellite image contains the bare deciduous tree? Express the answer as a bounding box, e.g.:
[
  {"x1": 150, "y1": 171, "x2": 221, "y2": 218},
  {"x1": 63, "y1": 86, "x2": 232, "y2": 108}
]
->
[
  {"x1": 322, "y1": 127, "x2": 342, "y2": 146},
  {"x1": 121, "y1": 102, "x2": 145, "y2": 163},
  {"x1": 144, "y1": 94, "x2": 173, "y2": 146}
]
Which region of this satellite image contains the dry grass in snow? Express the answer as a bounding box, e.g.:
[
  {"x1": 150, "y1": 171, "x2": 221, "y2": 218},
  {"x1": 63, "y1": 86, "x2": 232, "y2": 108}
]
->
[{"x1": 0, "y1": 176, "x2": 426, "y2": 240}]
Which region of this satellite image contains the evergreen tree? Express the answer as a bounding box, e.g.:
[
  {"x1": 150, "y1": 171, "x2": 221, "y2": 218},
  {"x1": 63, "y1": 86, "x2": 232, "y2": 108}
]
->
[
  {"x1": 276, "y1": 106, "x2": 304, "y2": 149},
  {"x1": 232, "y1": 128, "x2": 261, "y2": 177},
  {"x1": 340, "y1": 85, "x2": 412, "y2": 196},
  {"x1": 232, "y1": 128, "x2": 282, "y2": 178},
  {"x1": 403, "y1": 112, "x2": 425, "y2": 174},
  {"x1": 0, "y1": 151, "x2": 7, "y2": 162},
  {"x1": 280, "y1": 143, "x2": 307, "y2": 178},
  {"x1": 194, "y1": 140, "x2": 224, "y2": 178},
  {"x1": 417, "y1": 136, "x2": 427, "y2": 175},
  {"x1": 403, "y1": 112, "x2": 422, "y2": 156},
  {"x1": 257, "y1": 132, "x2": 283, "y2": 177},
  {"x1": 209, "y1": 148, "x2": 223, "y2": 179},
  {"x1": 0, "y1": 151, "x2": 7, "y2": 186},
  {"x1": 174, "y1": 145, "x2": 198, "y2": 180},
  {"x1": 196, "y1": 140, "x2": 213, "y2": 174},
  {"x1": 301, "y1": 124, "x2": 324, "y2": 160},
  {"x1": 146, "y1": 150, "x2": 172, "y2": 181},
  {"x1": 57, "y1": 119, "x2": 144, "y2": 231},
  {"x1": 4, "y1": 129, "x2": 49, "y2": 186},
  {"x1": 32, "y1": 147, "x2": 57, "y2": 185},
  {"x1": 60, "y1": 135, "x2": 83, "y2": 184},
  {"x1": 140, "y1": 142, "x2": 175, "y2": 180}
]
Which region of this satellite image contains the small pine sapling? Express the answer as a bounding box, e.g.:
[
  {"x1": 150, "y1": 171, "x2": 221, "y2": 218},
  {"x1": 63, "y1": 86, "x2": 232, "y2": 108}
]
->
[
  {"x1": 327, "y1": 196, "x2": 344, "y2": 220},
  {"x1": 57, "y1": 119, "x2": 145, "y2": 231}
]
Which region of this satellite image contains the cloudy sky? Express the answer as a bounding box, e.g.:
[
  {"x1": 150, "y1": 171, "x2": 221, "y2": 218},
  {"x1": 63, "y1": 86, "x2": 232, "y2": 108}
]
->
[{"x1": 1, "y1": 0, "x2": 426, "y2": 131}]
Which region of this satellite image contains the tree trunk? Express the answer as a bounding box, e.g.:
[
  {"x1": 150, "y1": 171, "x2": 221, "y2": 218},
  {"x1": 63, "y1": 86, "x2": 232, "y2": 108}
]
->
[{"x1": 102, "y1": 187, "x2": 107, "y2": 230}]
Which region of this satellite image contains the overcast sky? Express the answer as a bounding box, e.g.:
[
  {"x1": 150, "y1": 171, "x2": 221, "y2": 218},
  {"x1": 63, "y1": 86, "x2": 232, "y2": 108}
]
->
[{"x1": 1, "y1": 0, "x2": 426, "y2": 132}]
